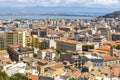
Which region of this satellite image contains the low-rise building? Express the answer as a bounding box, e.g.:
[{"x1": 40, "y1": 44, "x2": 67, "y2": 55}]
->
[
  {"x1": 7, "y1": 44, "x2": 33, "y2": 62},
  {"x1": 37, "y1": 49, "x2": 56, "y2": 60},
  {"x1": 112, "y1": 32, "x2": 120, "y2": 41},
  {"x1": 56, "y1": 39, "x2": 82, "y2": 53},
  {"x1": 92, "y1": 35, "x2": 107, "y2": 46},
  {"x1": 83, "y1": 53, "x2": 104, "y2": 68},
  {"x1": 102, "y1": 54, "x2": 120, "y2": 66},
  {"x1": 60, "y1": 53, "x2": 83, "y2": 69},
  {"x1": 0, "y1": 50, "x2": 13, "y2": 71}
]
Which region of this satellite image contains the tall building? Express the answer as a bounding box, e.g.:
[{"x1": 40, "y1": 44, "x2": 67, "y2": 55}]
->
[
  {"x1": 31, "y1": 35, "x2": 49, "y2": 53},
  {"x1": 99, "y1": 25, "x2": 112, "y2": 41},
  {"x1": 0, "y1": 37, "x2": 6, "y2": 50},
  {"x1": 6, "y1": 29, "x2": 27, "y2": 47},
  {"x1": 32, "y1": 28, "x2": 47, "y2": 38}
]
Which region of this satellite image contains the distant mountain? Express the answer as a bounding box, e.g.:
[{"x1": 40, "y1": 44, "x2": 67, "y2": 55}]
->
[
  {"x1": 103, "y1": 11, "x2": 120, "y2": 18},
  {"x1": 0, "y1": 6, "x2": 116, "y2": 15}
]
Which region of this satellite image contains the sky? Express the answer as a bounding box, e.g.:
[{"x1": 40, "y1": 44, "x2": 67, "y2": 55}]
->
[{"x1": 0, "y1": 0, "x2": 119, "y2": 13}]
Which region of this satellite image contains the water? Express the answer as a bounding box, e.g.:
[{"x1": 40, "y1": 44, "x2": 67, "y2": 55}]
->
[{"x1": 0, "y1": 15, "x2": 97, "y2": 20}]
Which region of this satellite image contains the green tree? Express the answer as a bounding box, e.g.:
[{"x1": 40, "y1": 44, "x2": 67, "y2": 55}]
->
[
  {"x1": 69, "y1": 77, "x2": 79, "y2": 80},
  {"x1": 9, "y1": 73, "x2": 29, "y2": 80},
  {"x1": 82, "y1": 45, "x2": 94, "y2": 51},
  {"x1": 50, "y1": 47, "x2": 55, "y2": 50},
  {"x1": 115, "y1": 44, "x2": 120, "y2": 50},
  {"x1": 0, "y1": 71, "x2": 8, "y2": 80},
  {"x1": 55, "y1": 48, "x2": 64, "y2": 54},
  {"x1": 33, "y1": 54, "x2": 37, "y2": 58}
]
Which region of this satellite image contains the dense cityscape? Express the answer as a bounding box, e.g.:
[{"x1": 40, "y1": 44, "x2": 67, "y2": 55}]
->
[
  {"x1": 0, "y1": 0, "x2": 120, "y2": 80},
  {"x1": 0, "y1": 11, "x2": 120, "y2": 80}
]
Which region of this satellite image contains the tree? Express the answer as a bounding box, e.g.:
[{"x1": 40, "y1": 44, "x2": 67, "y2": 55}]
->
[
  {"x1": 115, "y1": 44, "x2": 120, "y2": 50},
  {"x1": 69, "y1": 77, "x2": 79, "y2": 80},
  {"x1": 55, "y1": 48, "x2": 64, "y2": 54},
  {"x1": 0, "y1": 71, "x2": 8, "y2": 80},
  {"x1": 33, "y1": 54, "x2": 37, "y2": 58},
  {"x1": 50, "y1": 46, "x2": 55, "y2": 50},
  {"x1": 9, "y1": 73, "x2": 29, "y2": 80},
  {"x1": 69, "y1": 77, "x2": 76, "y2": 80},
  {"x1": 82, "y1": 45, "x2": 94, "y2": 51}
]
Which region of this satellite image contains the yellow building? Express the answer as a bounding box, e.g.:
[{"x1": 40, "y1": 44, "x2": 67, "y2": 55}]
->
[{"x1": 31, "y1": 35, "x2": 49, "y2": 53}]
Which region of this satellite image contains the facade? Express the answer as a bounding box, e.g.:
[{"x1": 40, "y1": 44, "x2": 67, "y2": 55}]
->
[
  {"x1": 7, "y1": 44, "x2": 33, "y2": 62},
  {"x1": 60, "y1": 53, "x2": 83, "y2": 69},
  {"x1": 31, "y1": 35, "x2": 49, "y2": 53},
  {"x1": 102, "y1": 54, "x2": 120, "y2": 66},
  {"x1": 112, "y1": 33, "x2": 120, "y2": 41},
  {"x1": 37, "y1": 49, "x2": 56, "y2": 60},
  {"x1": 56, "y1": 39, "x2": 82, "y2": 53},
  {"x1": 32, "y1": 28, "x2": 47, "y2": 38},
  {"x1": 0, "y1": 37, "x2": 6, "y2": 50},
  {"x1": 6, "y1": 29, "x2": 27, "y2": 47},
  {"x1": 93, "y1": 35, "x2": 107, "y2": 46},
  {"x1": 83, "y1": 53, "x2": 104, "y2": 68},
  {"x1": 99, "y1": 25, "x2": 112, "y2": 41},
  {"x1": 0, "y1": 50, "x2": 12, "y2": 71}
]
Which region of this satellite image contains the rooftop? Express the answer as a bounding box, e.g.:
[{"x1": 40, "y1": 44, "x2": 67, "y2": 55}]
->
[
  {"x1": 28, "y1": 75, "x2": 39, "y2": 80},
  {"x1": 101, "y1": 54, "x2": 119, "y2": 61},
  {"x1": 84, "y1": 53, "x2": 103, "y2": 59},
  {"x1": 56, "y1": 39, "x2": 79, "y2": 44}
]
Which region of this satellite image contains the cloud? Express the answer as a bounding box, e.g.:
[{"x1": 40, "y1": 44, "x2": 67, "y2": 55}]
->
[
  {"x1": 93, "y1": 0, "x2": 120, "y2": 5},
  {"x1": 0, "y1": 0, "x2": 119, "y2": 8}
]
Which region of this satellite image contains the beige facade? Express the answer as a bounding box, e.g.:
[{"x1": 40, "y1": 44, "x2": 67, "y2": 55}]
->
[
  {"x1": 56, "y1": 39, "x2": 82, "y2": 53},
  {"x1": 104, "y1": 59, "x2": 120, "y2": 66},
  {"x1": 6, "y1": 29, "x2": 27, "y2": 47}
]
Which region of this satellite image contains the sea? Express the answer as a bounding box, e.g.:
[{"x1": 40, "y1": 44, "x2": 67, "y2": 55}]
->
[{"x1": 0, "y1": 13, "x2": 105, "y2": 20}]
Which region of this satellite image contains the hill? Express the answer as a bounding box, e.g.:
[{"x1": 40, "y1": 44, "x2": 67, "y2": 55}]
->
[{"x1": 103, "y1": 11, "x2": 120, "y2": 18}]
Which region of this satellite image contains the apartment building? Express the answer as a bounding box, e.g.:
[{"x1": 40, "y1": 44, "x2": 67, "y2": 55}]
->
[
  {"x1": 6, "y1": 29, "x2": 27, "y2": 47},
  {"x1": 60, "y1": 53, "x2": 83, "y2": 69},
  {"x1": 83, "y1": 53, "x2": 104, "y2": 68},
  {"x1": 56, "y1": 39, "x2": 82, "y2": 53},
  {"x1": 7, "y1": 44, "x2": 33, "y2": 62},
  {"x1": 0, "y1": 37, "x2": 6, "y2": 50},
  {"x1": 98, "y1": 25, "x2": 112, "y2": 41}
]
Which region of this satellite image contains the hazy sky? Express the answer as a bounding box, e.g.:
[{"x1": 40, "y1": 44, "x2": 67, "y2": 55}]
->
[
  {"x1": 0, "y1": 0, "x2": 119, "y2": 8},
  {"x1": 0, "y1": 0, "x2": 119, "y2": 14}
]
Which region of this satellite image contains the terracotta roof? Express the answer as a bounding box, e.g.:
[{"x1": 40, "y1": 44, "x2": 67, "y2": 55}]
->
[
  {"x1": 101, "y1": 66, "x2": 110, "y2": 75},
  {"x1": 59, "y1": 26, "x2": 68, "y2": 29},
  {"x1": 98, "y1": 45, "x2": 110, "y2": 51},
  {"x1": 50, "y1": 63, "x2": 64, "y2": 69},
  {"x1": 80, "y1": 72, "x2": 89, "y2": 78},
  {"x1": 111, "y1": 66, "x2": 120, "y2": 77},
  {"x1": 55, "y1": 39, "x2": 78, "y2": 44},
  {"x1": 47, "y1": 29, "x2": 65, "y2": 34},
  {"x1": 28, "y1": 75, "x2": 39, "y2": 80},
  {"x1": 38, "y1": 60, "x2": 48, "y2": 64},
  {"x1": 0, "y1": 50, "x2": 9, "y2": 57},
  {"x1": 0, "y1": 59, "x2": 12, "y2": 66},
  {"x1": 102, "y1": 54, "x2": 119, "y2": 61},
  {"x1": 64, "y1": 70, "x2": 81, "y2": 78}
]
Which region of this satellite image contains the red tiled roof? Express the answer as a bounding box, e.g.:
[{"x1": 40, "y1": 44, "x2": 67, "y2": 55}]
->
[
  {"x1": 28, "y1": 75, "x2": 39, "y2": 80},
  {"x1": 102, "y1": 54, "x2": 119, "y2": 61}
]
